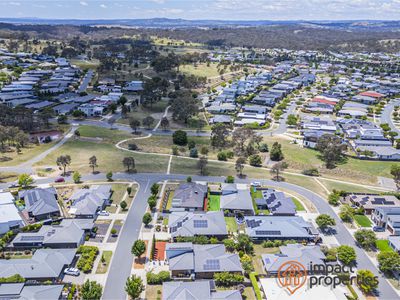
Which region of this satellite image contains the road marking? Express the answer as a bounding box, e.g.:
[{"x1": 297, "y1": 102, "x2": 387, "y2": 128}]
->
[{"x1": 144, "y1": 180, "x2": 150, "y2": 193}]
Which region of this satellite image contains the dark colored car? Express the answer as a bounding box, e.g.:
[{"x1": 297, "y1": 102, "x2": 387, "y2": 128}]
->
[
  {"x1": 372, "y1": 226, "x2": 385, "y2": 232},
  {"x1": 55, "y1": 177, "x2": 65, "y2": 183}
]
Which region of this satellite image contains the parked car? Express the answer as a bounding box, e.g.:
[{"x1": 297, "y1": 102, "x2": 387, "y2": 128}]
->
[
  {"x1": 64, "y1": 268, "x2": 80, "y2": 276},
  {"x1": 373, "y1": 226, "x2": 385, "y2": 232},
  {"x1": 98, "y1": 210, "x2": 109, "y2": 216},
  {"x1": 55, "y1": 177, "x2": 65, "y2": 183},
  {"x1": 251, "y1": 181, "x2": 261, "y2": 187}
]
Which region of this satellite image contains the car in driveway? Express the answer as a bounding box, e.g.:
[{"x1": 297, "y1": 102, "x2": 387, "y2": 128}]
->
[
  {"x1": 373, "y1": 226, "x2": 385, "y2": 232},
  {"x1": 251, "y1": 181, "x2": 261, "y2": 187},
  {"x1": 98, "y1": 210, "x2": 109, "y2": 216},
  {"x1": 64, "y1": 268, "x2": 80, "y2": 276},
  {"x1": 55, "y1": 177, "x2": 65, "y2": 183}
]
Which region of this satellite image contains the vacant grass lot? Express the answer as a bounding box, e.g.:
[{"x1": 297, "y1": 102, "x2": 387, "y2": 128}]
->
[
  {"x1": 0, "y1": 142, "x2": 56, "y2": 167},
  {"x1": 78, "y1": 125, "x2": 133, "y2": 143},
  {"x1": 318, "y1": 178, "x2": 384, "y2": 194},
  {"x1": 180, "y1": 63, "x2": 227, "y2": 78},
  {"x1": 118, "y1": 101, "x2": 169, "y2": 125},
  {"x1": 354, "y1": 214, "x2": 372, "y2": 227},
  {"x1": 34, "y1": 140, "x2": 169, "y2": 174},
  {"x1": 376, "y1": 240, "x2": 394, "y2": 252}
]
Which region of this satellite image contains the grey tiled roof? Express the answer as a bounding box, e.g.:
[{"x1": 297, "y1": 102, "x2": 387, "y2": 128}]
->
[
  {"x1": 69, "y1": 185, "x2": 111, "y2": 216},
  {"x1": 169, "y1": 211, "x2": 227, "y2": 238},
  {"x1": 220, "y1": 184, "x2": 254, "y2": 212},
  {"x1": 19, "y1": 188, "x2": 59, "y2": 218},
  {"x1": 163, "y1": 281, "x2": 242, "y2": 300},
  {"x1": 0, "y1": 283, "x2": 64, "y2": 300},
  {"x1": 172, "y1": 183, "x2": 207, "y2": 209},
  {"x1": 0, "y1": 249, "x2": 76, "y2": 279},
  {"x1": 262, "y1": 244, "x2": 325, "y2": 273}
]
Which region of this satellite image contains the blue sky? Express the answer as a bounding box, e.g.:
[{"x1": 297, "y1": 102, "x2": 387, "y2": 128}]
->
[{"x1": 1, "y1": 0, "x2": 400, "y2": 20}]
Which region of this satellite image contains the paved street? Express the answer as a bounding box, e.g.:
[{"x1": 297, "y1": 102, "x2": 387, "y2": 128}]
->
[{"x1": 380, "y1": 99, "x2": 400, "y2": 134}]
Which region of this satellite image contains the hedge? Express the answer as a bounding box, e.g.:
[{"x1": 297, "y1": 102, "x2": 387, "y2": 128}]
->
[
  {"x1": 77, "y1": 245, "x2": 99, "y2": 273},
  {"x1": 250, "y1": 272, "x2": 262, "y2": 300},
  {"x1": 146, "y1": 271, "x2": 171, "y2": 284}
]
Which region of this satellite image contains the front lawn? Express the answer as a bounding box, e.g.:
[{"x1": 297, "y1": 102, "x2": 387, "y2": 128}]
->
[
  {"x1": 376, "y1": 240, "x2": 394, "y2": 252},
  {"x1": 95, "y1": 250, "x2": 112, "y2": 274},
  {"x1": 292, "y1": 198, "x2": 305, "y2": 211},
  {"x1": 208, "y1": 194, "x2": 220, "y2": 211},
  {"x1": 354, "y1": 214, "x2": 372, "y2": 228}
]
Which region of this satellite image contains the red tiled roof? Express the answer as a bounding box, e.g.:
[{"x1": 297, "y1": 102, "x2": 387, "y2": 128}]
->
[
  {"x1": 359, "y1": 91, "x2": 384, "y2": 98},
  {"x1": 311, "y1": 97, "x2": 336, "y2": 106}
]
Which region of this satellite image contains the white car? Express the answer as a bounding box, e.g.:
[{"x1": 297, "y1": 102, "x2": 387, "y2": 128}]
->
[
  {"x1": 98, "y1": 210, "x2": 109, "y2": 216},
  {"x1": 251, "y1": 181, "x2": 261, "y2": 187},
  {"x1": 64, "y1": 268, "x2": 80, "y2": 276}
]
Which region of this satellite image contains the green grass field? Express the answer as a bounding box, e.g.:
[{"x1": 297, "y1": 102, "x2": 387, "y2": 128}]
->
[
  {"x1": 78, "y1": 125, "x2": 133, "y2": 143},
  {"x1": 34, "y1": 140, "x2": 169, "y2": 174},
  {"x1": 225, "y1": 217, "x2": 238, "y2": 233},
  {"x1": 208, "y1": 194, "x2": 220, "y2": 211},
  {"x1": 354, "y1": 214, "x2": 372, "y2": 227},
  {"x1": 376, "y1": 240, "x2": 394, "y2": 252},
  {"x1": 180, "y1": 63, "x2": 227, "y2": 78},
  {"x1": 0, "y1": 142, "x2": 56, "y2": 167},
  {"x1": 118, "y1": 101, "x2": 169, "y2": 125},
  {"x1": 292, "y1": 198, "x2": 305, "y2": 211},
  {"x1": 96, "y1": 250, "x2": 112, "y2": 274}
]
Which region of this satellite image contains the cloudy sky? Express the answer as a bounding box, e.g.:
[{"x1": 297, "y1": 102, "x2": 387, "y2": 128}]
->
[{"x1": 1, "y1": 0, "x2": 400, "y2": 20}]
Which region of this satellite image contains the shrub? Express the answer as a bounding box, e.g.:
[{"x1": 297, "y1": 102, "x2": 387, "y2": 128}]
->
[
  {"x1": 250, "y1": 272, "x2": 262, "y2": 300},
  {"x1": 189, "y1": 148, "x2": 198, "y2": 158},
  {"x1": 249, "y1": 154, "x2": 262, "y2": 167},
  {"x1": 213, "y1": 272, "x2": 244, "y2": 287},
  {"x1": 188, "y1": 140, "x2": 196, "y2": 149},
  {"x1": 146, "y1": 271, "x2": 171, "y2": 284},
  {"x1": 225, "y1": 176, "x2": 235, "y2": 183},
  {"x1": 302, "y1": 168, "x2": 319, "y2": 176},
  {"x1": 258, "y1": 143, "x2": 269, "y2": 152},
  {"x1": 172, "y1": 130, "x2": 187, "y2": 145},
  {"x1": 171, "y1": 145, "x2": 179, "y2": 155},
  {"x1": 217, "y1": 151, "x2": 227, "y2": 161},
  {"x1": 128, "y1": 144, "x2": 138, "y2": 150}
]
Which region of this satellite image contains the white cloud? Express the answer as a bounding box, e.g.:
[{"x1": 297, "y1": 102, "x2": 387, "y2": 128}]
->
[
  {"x1": 9, "y1": 1, "x2": 21, "y2": 6},
  {"x1": 100, "y1": 4, "x2": 107, "y2": 8},
  {"x1": 79, "y1": 1, "x2": 88, "y2": 6},
  {"x1": 148, "y1": 0, "x2": 166, "y2": 4}
]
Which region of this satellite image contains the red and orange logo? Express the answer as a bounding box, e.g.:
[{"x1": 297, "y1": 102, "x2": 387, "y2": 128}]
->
[{"x1": 277, "y1": 260, "x2": 307, "y2": 295}]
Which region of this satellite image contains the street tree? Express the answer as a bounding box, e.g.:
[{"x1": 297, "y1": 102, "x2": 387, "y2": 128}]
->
[
  {"x1": 129, "y1": 118, "x2": 141, "y2": 134},
  {"x1": 89, "y1": 155, "x2": 98, "y2": 173},
  {"x1": 391, "y1": 164, "x2": 400, "y2": 190},
  {"x1": 142, "y1": 116, "x2": 155, "y2": 129},
  {"x1": 197, "y1": 156, "x2": 208, "y2": 175},
  {"x1": 72, "y1": 171, "x2": 81, "y2": 184},
  {"x1": 377, "y1": 251, "x2": 400, "y2": 273},
  {"x1": 122, "y1": 157, "x2": 136, "y2": 172},
  {"x1": 270, "y1": 161, "x2": 288, "y2": 181},
  {"x1": 316, "y1": 134, "x2": 347, "y2": 168},
  {"x1": 339, "y1": 204, "x2": 354, "y2": 222},
  {"x1": 81, "y1": 280, "x2": 102, "y2": 300},
  {"x1": 357, "y1": 269, "x2": 379, "y2": 294},
  {"x1": 131, "y1": 240, "x2": 146, "y2": 257},
  {"x1": 235, "y1": 157, "x2": 246, "y2": 177},
  {"x1": 286, "y1": 114, "x2": 299, "y2": 126},
  {"x1": 315, "y1": 214, "x2": 336, "y2": 230},
  {"x1": 125, "y1": 275, "x2": 144, "y2": 300},
  {"x1": 18, "y1": 173, "x2": 34, "y2": 188},
  {"x1": 337, "y1": 245, "x2": 357, "y2": 266},
  {"x1": 270, "y1": 142, "x2": 284, "y2": 161},
  {"x1": 160, "y1": 117, "x2": 169, "y2": 130},
  {"x1": 120, "y1": 200, "x2": 127, "y2": 211},
  {"x1": 142, "y1": 212, "x2": 152, "y2": 226},
  {"x1": 354, "y1": 229, "x2": 377, "y2": 250},
  {"x1": 210, "y1": 123, "x2": 232, "y2": 150},
  {"x1": 56, "y1": 155, "x2": 71, "y2": 176}
]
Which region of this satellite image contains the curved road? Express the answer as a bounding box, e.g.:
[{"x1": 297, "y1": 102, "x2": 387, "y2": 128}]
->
[
  {"x1": 381, "y1": 99, "x2": 400, "y2": 135},
  {"x1": 2, "y1": 172, "x2": 396, "y2": 299}
]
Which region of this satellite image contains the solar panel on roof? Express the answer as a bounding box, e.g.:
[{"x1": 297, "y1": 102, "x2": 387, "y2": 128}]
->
[
  {"x1": 255, "y1": 230, "x2": 281, "y2": 236},
  {"x1": 20, "y1": 236, "x2": 44, "y2": 241},
  {"x1": 193, "y1": 220, "x2": 208, "y2": 228},
  {"x1": 203, "y1": 259, "x2": 220, "y2": 270}
]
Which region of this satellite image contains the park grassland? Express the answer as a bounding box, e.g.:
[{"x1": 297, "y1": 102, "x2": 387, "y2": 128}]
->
[
  {"x1": 117, "y1": 100, "x2": 170, "y2": 125},
  {"x1": 78, "y1": 125, "x2": 133, "y2": 143},
  {"x1": 180, "y1": 63, "x2": 227, "y2": 78},
  {"x1": 34, "y1": 140, "x2": 169, "y2": 174},
  {"x1": 0, "y1": 142, "x2": 56, "y2": 167}
]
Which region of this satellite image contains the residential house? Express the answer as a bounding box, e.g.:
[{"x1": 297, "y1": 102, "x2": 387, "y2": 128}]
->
[
  {"x1": 0, "y1": 192, "x2": 24, "y2": 235},
  {"x1": 372, "y1": 207, "x2": 400, "y2": 229},
  {"x1": 11, "y1": 219, "x2": 94, "y2": 249},
  {"x1": 162, "y1": 281, "x2": 242, "y2": 300},
  {"x1": 69, "y1": 185, "x2": 112, "y2": 218},
  {"x1": 0, "y1": 283, "x2": 64, "y2": 299},
  {"x1": 19, "y1": 188, "x2": 60, "y2": 221},
  {"x1": 169, "y1": 211, "x2": 227, "y2": 240},
  {"x1": 170, "y1": 183, "x2": 208, "y2": 212},
  {"x1": 389, "y1": 236, "x2": 400, "y2": 253},
  {"x1": 255, "y1": 189, "x2": 296, "y2": 216},
  {"x1": 262, "y1": 244, "x2": 325, "y2": 275},
  {"x1": 0, "y1": 248, "x2": 76, "y2": 281},
  {"x1": 166, "y1": 243, "x2": 242, "y2": 279},
  {"x1": 343, "y1": 194, "x2": 400, "y2": 215},
  {"x1": 244, "y1": 216, "x2": 319, "y2": 242},
  {"x1": 220, "y1": 184, "x2": 254, "y2": 215}
]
